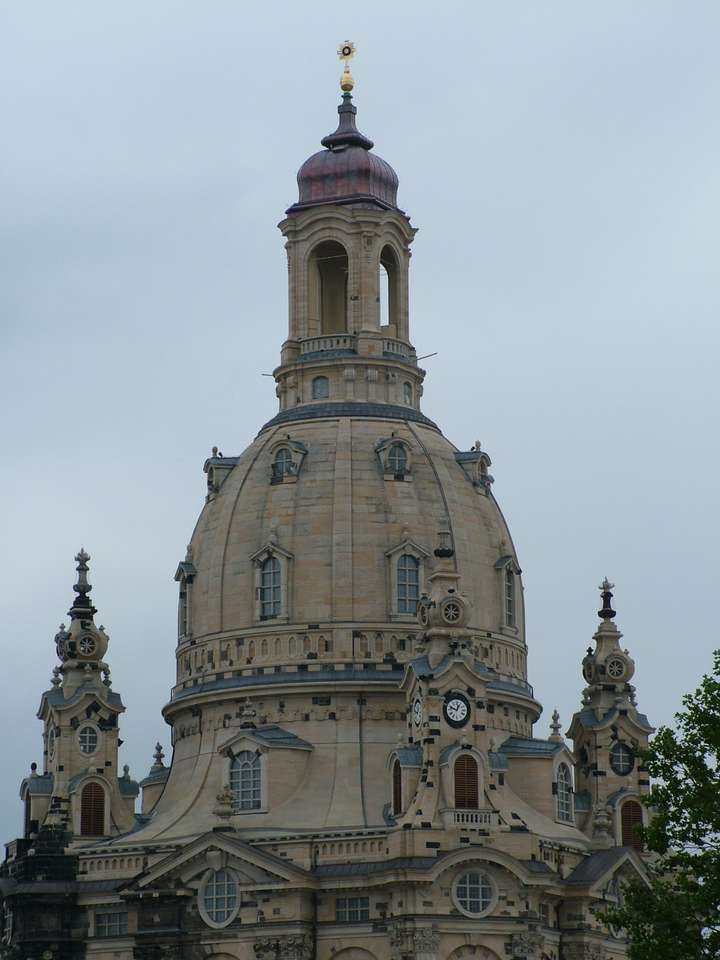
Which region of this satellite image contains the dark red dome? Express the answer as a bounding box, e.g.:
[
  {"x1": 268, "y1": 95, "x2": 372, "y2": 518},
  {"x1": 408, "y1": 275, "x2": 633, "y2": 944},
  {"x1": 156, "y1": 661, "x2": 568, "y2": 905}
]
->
[{"x1": 287, "y1": 93, "x2": 400, "y2": 213}]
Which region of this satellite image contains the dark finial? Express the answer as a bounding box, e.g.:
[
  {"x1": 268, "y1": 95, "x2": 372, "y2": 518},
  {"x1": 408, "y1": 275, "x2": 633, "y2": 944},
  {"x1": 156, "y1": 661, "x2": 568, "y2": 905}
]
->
[
  {"x1": 152, "y1": 742, "x2": 165, "y2": 769},
  {"x1": 434, "y1": 529, "x2": 454, "y2": 559},
  {"x1": 598, "y1": 577, "x2": 616, "y2": 620},
  {"x1": 69, "y1": 548, "x2": 96, "y2": 618},
  {"x1": 320, "y1": 93, "x2": 374, "y2": 152}
]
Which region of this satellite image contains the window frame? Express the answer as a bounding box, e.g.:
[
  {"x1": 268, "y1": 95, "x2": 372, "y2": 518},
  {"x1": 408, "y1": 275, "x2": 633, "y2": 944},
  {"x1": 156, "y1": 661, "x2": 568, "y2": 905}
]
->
[
  {"x1": 78, "y1": 723, "x2": 100, "y2": 756},
  {"x1": 335, "y1": 896, "x2": 370, "y2": 923},
  {"x1": 452, "y1": 870, "x2": 496, "y2": 919},
  {"x1": 396, "y1": 554, "x2": 420, "y2": 615},
  {"x1": 251, "y1": 544, "x2": 292, "y2": 624},
  {"x1": 610, "y1": 741, "x2": 635, "y2": 776},
  {"x1": 556, "y1": 762, "x2": 574, "y2": 823},
  {"x1": 94, "y1": 909, "x2": 128, "y2": 938},
  {"x1": 229, "y1": 750, "x2": 262, "y2": 811},
  {"x1": 311, "y1": 375, "x2": 330, "y2": 400},
  {"x1": 259, "y1": 556, "x2": 282, "y2": 620},
  {"x1": 78, "y1": 780, "x2": 107, "y2": 837},
  {"x1": 385, "y1": 539, "x2": 429, "y2": 622},
  {"x1": 454, "y1": 753, "x2": 480, "y2": 810},
  {"x1": 198, "y1": 868, "x2": 240, "y2": 929}
]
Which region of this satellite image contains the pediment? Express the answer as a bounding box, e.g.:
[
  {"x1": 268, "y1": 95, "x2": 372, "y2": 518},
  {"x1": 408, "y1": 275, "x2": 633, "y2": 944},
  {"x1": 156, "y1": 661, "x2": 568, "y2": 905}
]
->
[
  {"x1": 249, "y1": 541, "x2": 293, "y2": 565},
  {"x1": 566, "y1": 846, "x2": 647, "y2": 893},
  {"x1": 220, "y1": 725, "x2": 313, "y2": 757},
  {"x1": 385, "y1": 538, "x2": 430, "y2": 560},
  {"x1": 128, "y1": 830, "x2": 309, "y2": 891},
  {"x1": 400, "y1": 653, "x2": 489, "y2": 694}
]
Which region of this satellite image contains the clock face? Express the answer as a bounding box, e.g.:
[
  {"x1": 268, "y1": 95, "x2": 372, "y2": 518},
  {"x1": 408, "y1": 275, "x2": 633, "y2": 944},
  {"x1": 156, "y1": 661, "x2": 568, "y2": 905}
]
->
[
  {"x1": 444, "y1": 693, "x2": 470, "y2": 728},
  {"x1": 413, "y1": 698, "x2": 423, "y2": 727}
]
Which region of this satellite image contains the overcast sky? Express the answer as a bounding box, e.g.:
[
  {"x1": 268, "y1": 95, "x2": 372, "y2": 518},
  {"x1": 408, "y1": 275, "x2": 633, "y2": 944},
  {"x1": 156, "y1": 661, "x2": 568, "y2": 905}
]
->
[{"x1": 1, "y1": 2, "x2": 718, "y2": 843}]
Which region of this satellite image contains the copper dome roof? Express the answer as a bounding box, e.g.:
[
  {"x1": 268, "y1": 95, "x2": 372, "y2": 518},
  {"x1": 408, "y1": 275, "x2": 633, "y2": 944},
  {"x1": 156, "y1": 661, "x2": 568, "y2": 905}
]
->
[{"x1": 288, "y1": 93, "x2": 400, "y2": 213}]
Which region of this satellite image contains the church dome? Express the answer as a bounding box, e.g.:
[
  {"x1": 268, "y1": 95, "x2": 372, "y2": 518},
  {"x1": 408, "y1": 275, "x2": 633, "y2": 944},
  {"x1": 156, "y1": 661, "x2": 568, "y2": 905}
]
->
[{"x1": 289, "y1": 92, "x2": 400, "y2": 212}]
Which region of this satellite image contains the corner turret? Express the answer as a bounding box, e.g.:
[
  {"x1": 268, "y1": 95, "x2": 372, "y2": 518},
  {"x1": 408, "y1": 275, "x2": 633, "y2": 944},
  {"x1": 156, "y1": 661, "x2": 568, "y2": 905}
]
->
[
  {"x1": 568, "y1": 580, "x2": 654, "y2": 851},
  {"x1": 20, "y1": 551, "x2": 137, "y2": 840}
]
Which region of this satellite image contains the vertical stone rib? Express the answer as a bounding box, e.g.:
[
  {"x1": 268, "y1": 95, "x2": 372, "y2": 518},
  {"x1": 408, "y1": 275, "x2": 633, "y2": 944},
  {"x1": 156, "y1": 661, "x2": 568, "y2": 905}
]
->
[{"x1": 331, "y1": 418, "x2": 353, "y2": 620}]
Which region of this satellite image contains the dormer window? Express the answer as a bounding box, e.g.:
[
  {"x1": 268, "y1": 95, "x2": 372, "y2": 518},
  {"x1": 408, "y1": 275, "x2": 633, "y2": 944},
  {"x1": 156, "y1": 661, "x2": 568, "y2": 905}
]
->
[
  {"x1": 312, "y1": 376, "x2": 329, "y2": 400},
  {"x1": 260, "y1": 557, "x2": 281, "y2": 619},
  {"x1": 268, "y1": 439, "x2": 307, "y2": 485},
  {"x1": 376, "y1": 437, "x2": 413, "y2": 480}
]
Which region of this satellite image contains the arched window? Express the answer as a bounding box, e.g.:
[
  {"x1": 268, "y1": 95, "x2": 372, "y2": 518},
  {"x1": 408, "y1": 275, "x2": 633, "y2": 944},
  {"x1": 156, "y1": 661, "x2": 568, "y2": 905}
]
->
[
  {"x1": 272, "y1": 447, "x2": 293, "y2": 481},
  {"x1": 403, "y1": 382, "x2": 412, "y2": 405},
  {"x1": 260, "y1": 557, "x2": 281, "y2": 619},
  {"x1": 78, "y1": 726, "x2": 98, "y2": 755},
  {"x1": 392, "y1": 758, "x2": 402, "y2": 816},
  {"x1": 379, "y1": 244, "x2": 400, "y2": 330},
  {"x1": 312, "y1": 376, "x2": 329, "y2": 400},
  {"x1": 454, "y1": 754, "x2": 479, "y2": 809},
  {"x1": 621, "y1": 800, "x2": 644, "y2": 850},
  {"x1": 387, "y1": 443, "x2": 407, "y2": 475},
  {"x1": 309, "y1": 241, "x2": 348, "y2": 334},
  {"x1": 229, "y1": 751, "x2": 261, "y2": 810},
  {"x1": 504, "y1": 568, "x2": 515, "y2": 627},
  {"x1": 80, "y1": 782, "x2": 105, "y2": 836},
  {"x1": 397, "y1": 554, "x2": 420, "y2": 614},
  {"x1": 556, "y1": 763, "x2": 573, "y2": 822}
]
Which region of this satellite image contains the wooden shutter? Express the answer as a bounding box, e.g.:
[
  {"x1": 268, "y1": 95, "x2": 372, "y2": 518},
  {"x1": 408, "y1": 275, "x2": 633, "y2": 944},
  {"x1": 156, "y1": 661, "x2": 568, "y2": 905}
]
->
[
  {"x1": 80, "y1": 783, "x2": 105, "y2": 836},
  {"x1": 621, "y1": 800, "x2": 643, "y2": 849},
  {"x1": 392, "y1": 759, "x2": 402, "y2": 815},
  {"x1": 454, "y1": 755, "x2": 479, "y2": 809}
]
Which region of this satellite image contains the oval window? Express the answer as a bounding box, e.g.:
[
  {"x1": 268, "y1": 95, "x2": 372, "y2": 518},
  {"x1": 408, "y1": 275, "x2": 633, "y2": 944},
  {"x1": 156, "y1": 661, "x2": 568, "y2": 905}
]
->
[{"x1": 201, "y1": 868, "x2": 239, "y2": 927}]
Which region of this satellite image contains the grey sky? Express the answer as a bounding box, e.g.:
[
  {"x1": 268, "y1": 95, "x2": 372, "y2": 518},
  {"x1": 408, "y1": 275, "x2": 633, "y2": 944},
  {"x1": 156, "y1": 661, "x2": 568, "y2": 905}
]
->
[{"x1": 1, "y1": 1, "x2": 718, "y2": 843}]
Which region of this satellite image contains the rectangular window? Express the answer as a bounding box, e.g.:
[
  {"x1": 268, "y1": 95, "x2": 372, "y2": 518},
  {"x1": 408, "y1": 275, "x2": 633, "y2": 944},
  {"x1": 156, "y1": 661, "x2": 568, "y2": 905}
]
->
[
  {"x1": 504, "y1": 569, "x2": 515, "y2": 626},
  {"x1": 95, "y1": 910, "x2": 128, "y2": 937},
  {"x1": 336, "y1": 897, "x2": 370, "y2": 922}
]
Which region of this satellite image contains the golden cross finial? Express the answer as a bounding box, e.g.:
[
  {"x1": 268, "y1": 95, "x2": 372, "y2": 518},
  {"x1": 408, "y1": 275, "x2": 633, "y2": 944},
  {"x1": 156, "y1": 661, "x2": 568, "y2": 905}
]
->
[{"x1": 337, "y1": 40, "x2": 356, "y2": 93}]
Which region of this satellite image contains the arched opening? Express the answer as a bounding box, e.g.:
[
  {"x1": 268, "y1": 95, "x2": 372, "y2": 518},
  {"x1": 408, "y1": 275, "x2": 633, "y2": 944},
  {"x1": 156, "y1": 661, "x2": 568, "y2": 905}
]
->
[
  {"x1": 309, "y1": 241, "x2": 348, "y2": 334},
  {"x1": 504, "y1": 568, "x2": 515, "y2": 627},
  {"x1": 392, "y1": 758, "x2": 402, "y2": 815},
  {"x1": 80, "y1": 782, "x2": 105, "y2": 836},
  {"x1": 454, "y1": 754, "x2": 479, "y2": 809},
  {"x1": 260, "y1": 557, "x2": 281, "y2": 619},
  {"x1": 272, "y1": 447, "x2": 293, "y2": 481},
  {"x1": 556, "y1": 763, "x2": 573, "y2": 822},
  {"x1": 388, "y1": 442, "x2": 407, "y2": 475},
  {"x1": 230, "y1": 751, "x2": 262, "y2": 810},
  {"x1": 621, "y1": 799, "x2": 644, "y2": 849},
  {"x1": 379, "y1": 244, "x2": 399, "y2": 332}
]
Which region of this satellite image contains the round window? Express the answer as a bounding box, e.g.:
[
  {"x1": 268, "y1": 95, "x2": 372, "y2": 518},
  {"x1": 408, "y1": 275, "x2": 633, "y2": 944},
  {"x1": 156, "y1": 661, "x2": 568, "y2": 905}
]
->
[
  {"x1": 200, "y1": 869, "x2": 239, "y2": 927},
  {"x1": 78, "y1": 726, "x2": 98, "y2": 755},
  {"x1": 78, "y1": 635, "x2": 97, "y2": 657},
  {"x1": 610, "y1": 742, "x2": 635, "y2": 775},
  {"x1": 606, "y1": 657, "x2": 626, "y2": 680},
  {"x1": 441, "y1": 599, "x2": 462, "y2": 625},
  {"x1": 453, "y1": 870, "x2": 494, "y2": 917}
]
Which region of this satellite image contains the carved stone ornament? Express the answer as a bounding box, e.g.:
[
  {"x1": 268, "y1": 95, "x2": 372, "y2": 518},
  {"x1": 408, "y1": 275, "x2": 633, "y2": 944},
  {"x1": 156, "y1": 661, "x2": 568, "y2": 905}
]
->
[
  {"x1": 254, "y1": 934, "x2": 313, "y2": 960},
  {"x1": 562, "y1": 944, "x2": 607, "y2": 960},
  {"x1": 511, "y1": 931, "x2": 544, "y2": 959},
  {"x1": 213, "y1": 783, "x2": 234, "y2": 817},
  {"x1": 412, "y1": 926, "x2": 440, "y2": 960}
]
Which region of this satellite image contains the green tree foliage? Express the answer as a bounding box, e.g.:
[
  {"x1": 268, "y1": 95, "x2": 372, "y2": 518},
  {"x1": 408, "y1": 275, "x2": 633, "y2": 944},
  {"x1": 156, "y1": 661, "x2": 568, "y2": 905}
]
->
[{"x1": 603, "y1": 652, "x2": 720, "y2": 959}]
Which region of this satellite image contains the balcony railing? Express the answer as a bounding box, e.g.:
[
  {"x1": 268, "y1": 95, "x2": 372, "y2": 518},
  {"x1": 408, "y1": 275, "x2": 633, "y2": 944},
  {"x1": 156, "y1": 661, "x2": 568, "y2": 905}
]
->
[
  {"x1": 447, "y1": 808, "x2": 498, "y2": 829},
  {"x1": 300, "y1": 335, "x2": 357, "y2": 357}
]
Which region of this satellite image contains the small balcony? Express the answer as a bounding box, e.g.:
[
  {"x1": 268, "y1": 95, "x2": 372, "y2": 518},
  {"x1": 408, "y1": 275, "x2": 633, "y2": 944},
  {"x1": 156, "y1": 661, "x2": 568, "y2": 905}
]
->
[{"x1": 442, "y1": 808, "x2": 499, "y2": 830}]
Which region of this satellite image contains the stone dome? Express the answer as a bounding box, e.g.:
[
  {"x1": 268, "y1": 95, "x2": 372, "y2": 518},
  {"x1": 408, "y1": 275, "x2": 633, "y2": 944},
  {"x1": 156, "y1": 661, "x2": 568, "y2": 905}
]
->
[
  {"x1": 172, "y1": 413, "x2": 529, "y2": 706},
  {"x1": 289, "y1": 92, "x2": 400, "y2": 212}
]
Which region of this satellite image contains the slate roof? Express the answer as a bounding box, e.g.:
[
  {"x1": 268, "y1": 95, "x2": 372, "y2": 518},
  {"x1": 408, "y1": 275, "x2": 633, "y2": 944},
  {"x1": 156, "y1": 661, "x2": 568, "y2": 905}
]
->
[
  {"x1": 250, "y1": 725, "x2": 313, "y2": 750},
  {"x1": 38, "y1": 685, "x2": 124, "y2": 716},
  {"x1": 396, "y1": 745, "x2": 422, "y2": 766},
  {"x1": 501, "y1": 737, "x2": 562, "y2": 757},
  {"x1": 171, "y1": 667, "x2": 404, "y2": 702},
  {"x1": 566, "y1": 847, "x2": 630, "y2": 885},
  {"x1": 259, "y1": 403, "x2": 439, "y2": 436},
  {"x1": 575, "y1": 707, "x2": 653, "y2": 732},
  {"x1": 21, "y1": 774, "x2": 53, "y2": 796}
]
